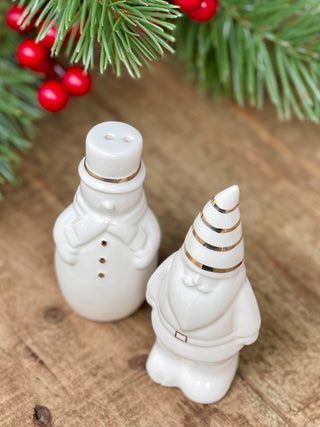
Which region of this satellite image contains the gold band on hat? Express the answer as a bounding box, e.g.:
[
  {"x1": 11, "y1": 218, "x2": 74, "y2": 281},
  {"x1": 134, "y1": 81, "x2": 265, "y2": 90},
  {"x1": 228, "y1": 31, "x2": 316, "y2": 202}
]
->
[
  {"x1": 184, "y1": 245, "x2": 244, "y2": 273},
  {"x1": 211, "y1": 197, "x2": 239, "y2": 213},
  {"x1": 192, "y1": 225, "x2": 242, "y2": 251},
  {"x1": 84, "y1": 159, "x2": 141, "y2": 183},
  {"x1": 200, "y1": 210, "x2": 241, "y2": 233}
]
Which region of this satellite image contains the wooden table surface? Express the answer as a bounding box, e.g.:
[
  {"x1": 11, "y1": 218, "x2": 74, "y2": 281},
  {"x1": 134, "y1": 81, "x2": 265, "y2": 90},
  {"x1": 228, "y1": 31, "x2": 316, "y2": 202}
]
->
[{"x1": 0, "y1": 59, "x2": 319, "y2": 427}]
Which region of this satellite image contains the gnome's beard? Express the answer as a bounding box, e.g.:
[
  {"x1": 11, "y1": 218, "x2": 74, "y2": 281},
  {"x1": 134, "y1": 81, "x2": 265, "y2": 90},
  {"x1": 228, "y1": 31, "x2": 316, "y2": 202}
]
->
[{"x1": 167, "y1": 253, "x2": 246, "y2": 332}]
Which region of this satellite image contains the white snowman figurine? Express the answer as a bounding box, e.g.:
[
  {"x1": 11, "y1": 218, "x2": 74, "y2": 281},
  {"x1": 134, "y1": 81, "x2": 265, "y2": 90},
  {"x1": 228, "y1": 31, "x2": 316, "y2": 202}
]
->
[
  {"x1": 53, "y1": 122, "x2": 161, "y2": 322},
  {"x1": 146, "y1": 185, "x2": 261, "y2": 404}
]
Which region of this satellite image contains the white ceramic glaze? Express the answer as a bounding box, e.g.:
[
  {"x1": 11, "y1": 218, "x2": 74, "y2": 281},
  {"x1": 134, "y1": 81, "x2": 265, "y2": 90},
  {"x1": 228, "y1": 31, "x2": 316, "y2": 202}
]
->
[
  {"x1": 53, "y1": 122, "x2": 161, "y2": 322},
  {"x1": 146, "y1": 185, "x2": 261, "y2": 404}
]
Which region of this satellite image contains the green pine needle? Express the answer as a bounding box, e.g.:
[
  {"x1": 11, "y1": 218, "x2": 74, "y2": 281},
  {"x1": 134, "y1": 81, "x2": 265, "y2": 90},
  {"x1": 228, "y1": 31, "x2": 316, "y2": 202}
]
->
[
  {"x1": 20, "y1": 0, "x2": 181, "y2": 77},
  {"x1": 175, "y1": 0, "x2": 320, "y2": 122},
  {"x1": 2, "y1": 0, "x2": 320, "y2": 195},
  {"x1": 0, "y1": 2, "x2": 42, "y2": 190}
]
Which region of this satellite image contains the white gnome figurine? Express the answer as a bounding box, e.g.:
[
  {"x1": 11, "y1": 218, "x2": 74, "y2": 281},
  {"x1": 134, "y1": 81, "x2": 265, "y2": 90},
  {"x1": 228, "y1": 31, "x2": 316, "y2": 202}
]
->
[
  {"x1": 53, "y1": 122, "x2": 161, "y2": 322},
  {"x1": 146, "y1": 185, "x2": 261, "y2": 404}
]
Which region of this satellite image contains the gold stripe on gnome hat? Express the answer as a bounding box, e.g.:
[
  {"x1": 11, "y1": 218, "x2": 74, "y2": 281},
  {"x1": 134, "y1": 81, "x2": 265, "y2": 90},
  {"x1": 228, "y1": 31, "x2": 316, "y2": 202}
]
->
[{"x1": 183, "y1": 185, "x2": 244, "y2": 275}]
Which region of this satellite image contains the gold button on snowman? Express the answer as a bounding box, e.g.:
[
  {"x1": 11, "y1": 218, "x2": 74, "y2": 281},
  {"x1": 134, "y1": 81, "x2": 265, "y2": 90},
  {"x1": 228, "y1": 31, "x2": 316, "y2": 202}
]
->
[{"x1": 53, "y1": 122, "x2": 161, "y2": 321}]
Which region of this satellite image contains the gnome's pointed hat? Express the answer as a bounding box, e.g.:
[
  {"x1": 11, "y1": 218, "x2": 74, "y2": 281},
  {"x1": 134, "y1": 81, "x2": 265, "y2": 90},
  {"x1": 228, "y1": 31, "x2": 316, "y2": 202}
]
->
[{"x1": 183, "y1": 185, "x2": 244, "y2": 275}]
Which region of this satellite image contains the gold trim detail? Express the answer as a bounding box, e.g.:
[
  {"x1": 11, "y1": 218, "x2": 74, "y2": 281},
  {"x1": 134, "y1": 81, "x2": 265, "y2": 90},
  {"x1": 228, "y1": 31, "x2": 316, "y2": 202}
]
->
[
  {"x1": 184, "y1": 245, "x2": 244, "y2": 273},
  {"x1": 192, "y1": 225, "x2": 242, "y2": 251},
  {"x1": 175, "y1": 331, "x2": 188, "y2": 343},
  {"x1": 200, "y1": 210, "x2": 241, "y2": 233},
  {"x1": 211, "y1": 197, "x2": 239, "y2": 213},
  {"x1": 85, "y1": 159, "x2": 141, "y2": 183}
]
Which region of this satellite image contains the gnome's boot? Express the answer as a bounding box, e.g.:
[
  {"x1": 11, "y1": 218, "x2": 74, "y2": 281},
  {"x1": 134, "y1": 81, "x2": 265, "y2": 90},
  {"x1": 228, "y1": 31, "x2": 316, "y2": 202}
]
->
[
  {"x1": 179, "y1": 354, "x2": 239, "y2": 404},
  {"x1": 146, "y1": 339, "x2": 182, "y2": 387}
]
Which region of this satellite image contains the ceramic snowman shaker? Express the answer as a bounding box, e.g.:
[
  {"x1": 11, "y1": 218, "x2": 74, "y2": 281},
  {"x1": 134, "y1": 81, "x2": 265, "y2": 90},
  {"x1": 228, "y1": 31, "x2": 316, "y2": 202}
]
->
[
  {"x1": 146, "y1": 185, "x2": 261, "y2": 404},
  {"x1": 54, "y1": 122, "x2": 161, "y2": 321}
]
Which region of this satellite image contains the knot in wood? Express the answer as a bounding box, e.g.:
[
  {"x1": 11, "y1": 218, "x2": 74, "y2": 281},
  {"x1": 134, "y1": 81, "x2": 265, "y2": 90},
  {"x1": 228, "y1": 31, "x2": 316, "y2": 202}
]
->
[{"x1": 33, "y1": 405, "x2": 52, "y2": 425}]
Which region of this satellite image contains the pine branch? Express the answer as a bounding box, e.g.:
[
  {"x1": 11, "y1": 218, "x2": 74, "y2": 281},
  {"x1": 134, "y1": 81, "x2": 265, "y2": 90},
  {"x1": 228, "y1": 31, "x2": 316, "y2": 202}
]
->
[
  {"x1": 19, "y1": 0, "x2": 180, "y2": 77},
  {"x1": 0, "y1": 2, "x2": 42, "y2": 190},
  {"x1": 175, "y1": 0, "x2": 320, "y2": 122}
]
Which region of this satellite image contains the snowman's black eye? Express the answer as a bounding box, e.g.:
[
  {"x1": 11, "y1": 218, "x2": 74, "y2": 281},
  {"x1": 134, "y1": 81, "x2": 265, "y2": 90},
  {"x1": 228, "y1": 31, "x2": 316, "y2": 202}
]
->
[
  {"x1": 104, "y1": 134, "x2": 114, "y2": 140},
  {"x1": 123, "y1": 135, "x2": 133, "y2": 142}
]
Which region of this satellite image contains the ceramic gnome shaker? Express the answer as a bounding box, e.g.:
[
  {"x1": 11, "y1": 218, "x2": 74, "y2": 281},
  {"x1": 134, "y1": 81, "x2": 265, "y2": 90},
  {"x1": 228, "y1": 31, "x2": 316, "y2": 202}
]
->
[
  {"x1": 53, "y1": 122, "x2": 161, "y2": 321},
  {"x1": 146, "y1": 185, "x2": 261, "y2": 404}
]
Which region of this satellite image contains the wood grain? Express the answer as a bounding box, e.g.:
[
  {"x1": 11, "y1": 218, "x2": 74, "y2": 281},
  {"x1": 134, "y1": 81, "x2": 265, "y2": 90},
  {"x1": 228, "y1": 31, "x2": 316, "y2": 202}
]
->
[{"x1": 0, "y1": 59, "x2": 319, "y2": 426}]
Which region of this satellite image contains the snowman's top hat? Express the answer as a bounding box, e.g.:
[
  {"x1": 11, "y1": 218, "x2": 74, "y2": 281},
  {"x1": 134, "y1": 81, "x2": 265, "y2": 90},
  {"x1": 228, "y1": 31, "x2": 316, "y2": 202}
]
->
[
  {"x1": 183, "y1": 185, "x2": 244, "y2": 276},
  {"x1": 79, "y1": 122, "x2": 146, "y2": 192}
]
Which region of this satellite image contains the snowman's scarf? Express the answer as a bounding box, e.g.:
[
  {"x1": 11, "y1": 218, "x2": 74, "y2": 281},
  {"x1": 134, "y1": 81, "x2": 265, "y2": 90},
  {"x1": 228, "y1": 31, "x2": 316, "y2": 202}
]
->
[{"x1": 68, "y1": 186, "x2": 148, "y2": 247}]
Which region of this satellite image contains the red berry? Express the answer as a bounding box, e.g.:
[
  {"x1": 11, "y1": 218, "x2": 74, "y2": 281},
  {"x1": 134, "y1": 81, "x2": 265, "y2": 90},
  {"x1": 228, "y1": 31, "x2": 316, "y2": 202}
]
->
[
  {"x1": 62, "y1": 66, "x2": 91, "y2": 96},
  {"x1": 5, "y1": 5, "x2": 35, "y2": 33},
  {"x1": 187, "y1": 0, "x2": 218, "y2": 22},
  {"x1": 37, "y1": 80, "x2": 69, "y2": 112},
  {"x1": 16, "y1": 39, "x2": 47, "y2": 68},
  {"x1": 38, "y1": 21, "x2": 57, "y2": 49},
  {"x1": 173, "y1": 0, "x2": 202, "y2": 12}
]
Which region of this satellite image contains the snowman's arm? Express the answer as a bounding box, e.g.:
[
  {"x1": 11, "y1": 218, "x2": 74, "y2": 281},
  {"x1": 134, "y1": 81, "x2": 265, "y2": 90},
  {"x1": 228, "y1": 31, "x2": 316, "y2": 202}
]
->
[
  {"x1": 146, "y1": 254, "x2": 174, "y2": 306},
  {"x1": 53, "y1": 205, "x2": 76, "y2": 245},
  {"x1": 53, "y1": 205, "x2": 79, "y2": 264},
  {"x1": 232, "y1": 278, "x2": 261, "y2": 346},
  {"x1": 193, "y1": 278, "x2": 260, "y2": 361},
  {"x1": 132, "y1": 209, "x2": 161, "y2": 270},
  {"x1": 53, "y1": 206, "x2": 107, "y2": 263}
]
